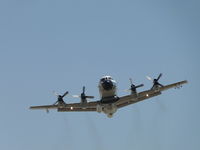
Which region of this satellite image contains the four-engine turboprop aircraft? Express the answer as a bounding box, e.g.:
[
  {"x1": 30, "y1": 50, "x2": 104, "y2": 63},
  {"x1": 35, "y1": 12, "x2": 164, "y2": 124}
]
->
[{"x1": 30, "y1": 74, "x2": 188, "y2": 118}]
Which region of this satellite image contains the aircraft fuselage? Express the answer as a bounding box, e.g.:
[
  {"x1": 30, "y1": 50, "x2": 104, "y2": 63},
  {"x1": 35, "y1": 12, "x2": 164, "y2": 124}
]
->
[{"x1": 98, "y1": 76, "x2": 119, "y2": 117}]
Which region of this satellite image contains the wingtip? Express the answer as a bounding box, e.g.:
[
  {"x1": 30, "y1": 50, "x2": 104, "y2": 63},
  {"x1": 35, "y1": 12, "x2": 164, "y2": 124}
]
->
[{"x1": 29, "y1": 106, "x2": 39, "y2": 110}]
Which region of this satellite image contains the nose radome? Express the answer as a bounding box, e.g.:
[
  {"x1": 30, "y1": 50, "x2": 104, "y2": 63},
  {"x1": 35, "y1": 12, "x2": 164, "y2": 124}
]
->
[{"x1": 102, "y1": 80, "x2": 113, "y2": 90}]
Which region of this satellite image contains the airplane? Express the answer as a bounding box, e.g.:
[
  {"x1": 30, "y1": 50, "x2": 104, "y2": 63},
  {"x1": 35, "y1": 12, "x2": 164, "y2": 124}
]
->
[{"x1": 30, "y1": 73, "x2": 188, "y2": 118}]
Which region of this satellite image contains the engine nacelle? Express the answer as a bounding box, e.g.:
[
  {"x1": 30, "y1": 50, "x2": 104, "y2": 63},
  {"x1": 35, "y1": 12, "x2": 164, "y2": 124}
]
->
[{"x1": 81, "y1": 99, "x2": 87, "y2": 103}]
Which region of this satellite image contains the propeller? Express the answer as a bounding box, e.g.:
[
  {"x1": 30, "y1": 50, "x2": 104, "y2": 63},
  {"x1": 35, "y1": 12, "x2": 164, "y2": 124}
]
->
[
  {"x1": 146, "y1": 73, "x2": 164, "y2": 89},
  {"x1": 73, "y1": 86, "x2": 94, "y2": 103},
  {"x1": 53, "y1": 91, "x2": 69, "y2": 105},
  {"x1": 125, "y1": 78, "x2": 144, "y2": 94},
  {"x1": 146, "y1": 76, "x2": 153, "y2": 81}
]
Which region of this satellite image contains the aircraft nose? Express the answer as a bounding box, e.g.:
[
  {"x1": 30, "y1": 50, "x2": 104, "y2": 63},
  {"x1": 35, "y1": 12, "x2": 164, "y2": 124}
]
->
[{"x1": 102, "y1": 80, "x2": 113, "y2": 90}]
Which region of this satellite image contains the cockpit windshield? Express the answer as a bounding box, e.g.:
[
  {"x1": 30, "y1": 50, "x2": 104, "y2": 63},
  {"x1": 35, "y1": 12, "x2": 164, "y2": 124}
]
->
[
  {"x1": 100, "y1": 78, "x2": 105, "y2": 82},
  {"x1": 100, "y1": 76, "x2": 113, "y2": 82}
]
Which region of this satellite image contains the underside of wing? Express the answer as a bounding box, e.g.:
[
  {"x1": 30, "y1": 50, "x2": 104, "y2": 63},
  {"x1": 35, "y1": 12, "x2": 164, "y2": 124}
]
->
[
  {"x1": 30, "y1": 105, "x2": 58, "y2": 110},
  {"x1": 65, "y1": 101, "x2": 99, "y2": 108},
  {"x1": 30, "y1": 101, "x2": 99, "y2": 112},
  {"x1": 159, "y1": 80, "x2": 188, "y2": 91},
  {"x1": 58, "y1": 107, "x2": 96, "y2": 112},
  {"x1": 116, "y1": 80, "x2": 188, "y2": 108},
  {"x1": 116, "y1": 90, "x2": 161, "y2": 108}
]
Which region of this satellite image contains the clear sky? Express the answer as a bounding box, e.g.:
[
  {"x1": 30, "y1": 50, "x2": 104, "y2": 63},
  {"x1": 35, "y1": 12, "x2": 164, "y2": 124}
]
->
[{"x1": 0, "y1": 0, "x2": 199, "y2": 150}]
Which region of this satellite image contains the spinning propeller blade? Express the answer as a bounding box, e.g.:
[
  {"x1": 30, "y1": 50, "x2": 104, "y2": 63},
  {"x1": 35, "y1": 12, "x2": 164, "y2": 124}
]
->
[
  {"x1": 146, "y1": 73, "x2": 164, "y2": 89},
  {"x1": 146, "y1": 76, "x2": 153, "y2": 81},
  {"x1": 157, "y1": 73, "x2": 162, "y2": 81},
  {"x1": 83, "y1": 86, "x2": 85, "y2": 94},
  {"x1": 129, "y1": 78, "x2": 133, "y2": 84},
  {"x1": 85, "y1": 96, "x2": 95, "y2": 99},
  {"x1": 72, "y1": 95, "x2": 80, "y2": 98},
  {"x1": 62, "y1": 91, "x2": 69, "y2": 98},
  {"x1": 73, "y1": 86, "x2": 94, "y2": 103},
  {"x1": 53, "y1": 91, "x2": 59, "y2": 97},
  {"x1": 52, "y1": 91, "x2": 69, "y2": 105},
  {"x1": 135, "y1": 84, "x2": 144, "y2": 88},
  {"x1": 125, "y1": 78, "x2": 144, "y2": 94}
]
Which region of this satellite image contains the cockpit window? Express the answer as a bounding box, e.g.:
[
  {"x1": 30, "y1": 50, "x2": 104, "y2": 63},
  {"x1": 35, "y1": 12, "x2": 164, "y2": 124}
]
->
[
  {"x1": 100, "y1": 78, "x2": 105, "y2": 82},
  {"x1": 101, "y1": 76, "x2": 112, "y2": 81}
]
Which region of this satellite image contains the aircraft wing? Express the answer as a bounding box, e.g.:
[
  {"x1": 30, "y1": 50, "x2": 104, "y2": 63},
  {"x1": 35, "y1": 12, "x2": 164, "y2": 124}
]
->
[
  {"x1": 30, "y1": 101, "x2": 99, "y2": 112},
  {"x1": 57, "y1": 101, "x2": 98, "y2": 112},
  {"x1": 30, "y1": 105, "x2": 58, "y2": 110},
  {"x1": 116, "y1": 80, "x2": 188, "y2": 108}
]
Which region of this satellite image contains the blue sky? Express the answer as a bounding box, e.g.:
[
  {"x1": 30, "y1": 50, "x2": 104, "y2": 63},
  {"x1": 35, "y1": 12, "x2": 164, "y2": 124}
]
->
[{"x1": 0, "y1": 0, "x2": 200, "y2": 150}]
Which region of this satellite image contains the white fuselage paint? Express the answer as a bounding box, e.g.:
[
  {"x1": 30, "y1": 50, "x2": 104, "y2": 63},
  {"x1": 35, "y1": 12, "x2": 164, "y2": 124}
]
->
[
  {"x1": 97, "y1": 76, "x2": 118, "y2": 118},
  {"x1": 98, "y1": 76, "x2": 117, "y2": 98}
]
